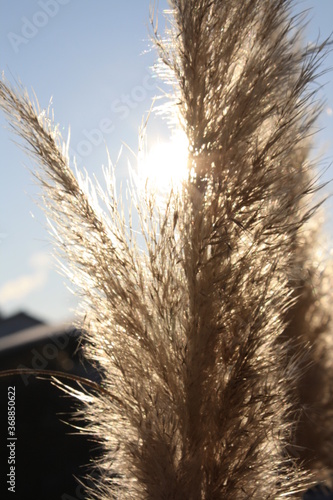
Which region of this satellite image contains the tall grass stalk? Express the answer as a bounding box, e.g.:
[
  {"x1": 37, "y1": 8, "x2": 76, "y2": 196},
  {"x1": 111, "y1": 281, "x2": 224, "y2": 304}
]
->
[{"x1": 1, "y1": 1, "x2": 332, "y2": 498}]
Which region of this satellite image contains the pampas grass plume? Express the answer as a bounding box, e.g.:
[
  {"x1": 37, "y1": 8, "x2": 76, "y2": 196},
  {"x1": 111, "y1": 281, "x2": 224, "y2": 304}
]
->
[{"x1": 1, "y1": 1, "x2": 333, "y2": 498}]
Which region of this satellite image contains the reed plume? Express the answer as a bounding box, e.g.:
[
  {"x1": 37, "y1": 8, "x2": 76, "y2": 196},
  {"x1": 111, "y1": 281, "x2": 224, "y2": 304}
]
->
[{"x1": 0, "y1": 0, "x2": 332, "y2": 498}]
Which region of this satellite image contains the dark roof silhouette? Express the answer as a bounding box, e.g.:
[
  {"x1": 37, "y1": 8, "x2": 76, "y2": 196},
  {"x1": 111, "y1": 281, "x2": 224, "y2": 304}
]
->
[
  {"x1": 0, "y1": 311, "x2": 44, "y2": 337},
  {"x1": 0, "y1": 311, "x2": 102, "y2": 499},
  {"x1": 0, "y1": 321, "x2": 76, "y2": 355}
]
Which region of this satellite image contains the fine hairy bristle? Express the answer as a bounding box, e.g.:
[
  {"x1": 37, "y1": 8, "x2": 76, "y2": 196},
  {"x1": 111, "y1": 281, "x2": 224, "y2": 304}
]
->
[{"x1": 1, "y1": 1, "x2": 332, "y2": 498}]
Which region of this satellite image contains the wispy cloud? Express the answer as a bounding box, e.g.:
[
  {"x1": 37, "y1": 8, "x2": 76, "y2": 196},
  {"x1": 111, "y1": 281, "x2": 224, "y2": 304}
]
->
[{"x1": 0, "y1": 251, "x2": 51, "y2": 304}]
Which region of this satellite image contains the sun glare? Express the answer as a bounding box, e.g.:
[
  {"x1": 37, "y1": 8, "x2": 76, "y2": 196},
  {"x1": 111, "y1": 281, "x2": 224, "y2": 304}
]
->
[{"x1": 138, "y1": 130, "x2": 189, "y2": 191}]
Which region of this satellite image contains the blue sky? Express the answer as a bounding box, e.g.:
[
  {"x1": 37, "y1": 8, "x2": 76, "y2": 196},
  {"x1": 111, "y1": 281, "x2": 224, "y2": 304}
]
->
[{"x1": 0, "y1": 1, "x2": 333, "y2": 324}]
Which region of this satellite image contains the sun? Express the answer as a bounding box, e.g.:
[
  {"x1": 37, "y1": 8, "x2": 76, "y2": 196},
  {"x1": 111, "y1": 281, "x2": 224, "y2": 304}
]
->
[{"x1": 138, "y1": 130, "x2": 189, "y2": 191}]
